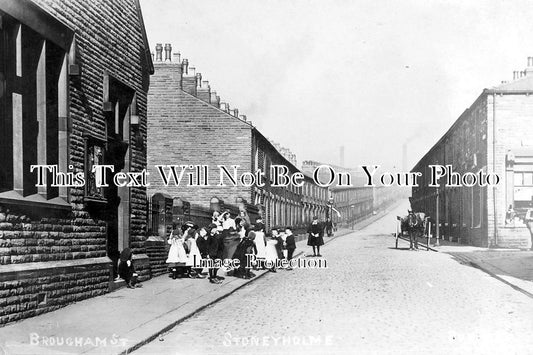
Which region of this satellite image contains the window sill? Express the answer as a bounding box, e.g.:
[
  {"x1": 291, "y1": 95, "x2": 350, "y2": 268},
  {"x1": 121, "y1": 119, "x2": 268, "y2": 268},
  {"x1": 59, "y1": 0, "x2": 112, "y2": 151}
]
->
[
  {"x1": 84, "y1": 196, "x2": 107, "y2": 205},
  {"x1": 0, "y1": 190, "x2": 70, "y2": 211}
]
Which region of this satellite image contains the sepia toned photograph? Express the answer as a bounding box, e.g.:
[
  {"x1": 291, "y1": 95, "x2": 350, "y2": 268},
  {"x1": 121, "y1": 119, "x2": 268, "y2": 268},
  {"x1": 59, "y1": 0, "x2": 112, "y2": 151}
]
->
[{"x1": 0, "y1": 0, "x2": 533, "y2": 354}]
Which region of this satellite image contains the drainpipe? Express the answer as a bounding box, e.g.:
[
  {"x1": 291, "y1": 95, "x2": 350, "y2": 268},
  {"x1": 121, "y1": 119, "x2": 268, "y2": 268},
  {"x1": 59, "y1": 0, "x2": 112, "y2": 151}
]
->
[{"x1": 492, "y1": 92, "x2": 498, "y2": 247}]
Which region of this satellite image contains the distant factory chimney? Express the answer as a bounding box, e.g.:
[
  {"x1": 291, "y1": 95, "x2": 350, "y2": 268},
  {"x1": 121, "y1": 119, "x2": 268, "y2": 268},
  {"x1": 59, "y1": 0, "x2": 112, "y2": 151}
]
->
[{"x1": 402, "y1": 142, "x2": 408, "y2": 171}]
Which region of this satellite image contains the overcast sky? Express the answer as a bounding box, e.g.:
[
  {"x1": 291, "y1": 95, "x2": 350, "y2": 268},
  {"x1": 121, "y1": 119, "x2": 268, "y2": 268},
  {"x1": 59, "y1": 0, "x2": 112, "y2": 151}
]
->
[{"x1": 139, "y1": 0, "x2": 533, "y2": 171}]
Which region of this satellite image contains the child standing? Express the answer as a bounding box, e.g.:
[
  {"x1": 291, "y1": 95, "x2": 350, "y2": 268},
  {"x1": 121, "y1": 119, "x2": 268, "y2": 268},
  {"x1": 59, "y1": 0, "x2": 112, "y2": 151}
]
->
[
  {"x1": 166, "y1": 224, "x2": 188, "y2": 279},
  {"x1": 186, "y1": 225, "x2": 205, "y2": 279},
  {"x1": 207, "y1": 223, "x2": 224, "y2": 284},
  {"x1": 252, "y1": 219, "x2": 267, "y2": 267},
  {"x1": 307, "y1": 216, "x2": 324, "y2": 257},
  {"x1": 265, "y1": 228, "x2": 280, "y2": 272},
  {"x1": 232, "y1": 229, "x2": 257, "y2": 279},
  {"x1": 284, "y1": 227, "x2": 296, "y2": 271}
]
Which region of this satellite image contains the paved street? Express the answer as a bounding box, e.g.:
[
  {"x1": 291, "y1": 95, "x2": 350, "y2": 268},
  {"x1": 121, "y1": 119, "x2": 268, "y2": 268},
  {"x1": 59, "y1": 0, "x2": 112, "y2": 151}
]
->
[{"x1": 134, "y1": 204, "x2": 533, "y2": 355}]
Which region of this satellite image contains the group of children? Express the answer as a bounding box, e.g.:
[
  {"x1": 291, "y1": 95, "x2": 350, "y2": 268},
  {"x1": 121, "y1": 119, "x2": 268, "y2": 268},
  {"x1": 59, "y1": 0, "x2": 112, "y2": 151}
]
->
[{"x1": 165, "y1": 211, "x2": 297, "y2": 284}]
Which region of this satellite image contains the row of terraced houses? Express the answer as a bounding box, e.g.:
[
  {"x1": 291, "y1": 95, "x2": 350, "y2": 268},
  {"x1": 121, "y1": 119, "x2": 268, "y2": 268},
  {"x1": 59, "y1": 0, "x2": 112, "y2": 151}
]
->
[
  {"x1": 411, "y1": 58, "x2": 533, "y2": 249},
  {"x1": 0, "y1": 0, "x2": 400, "y2": 325}
]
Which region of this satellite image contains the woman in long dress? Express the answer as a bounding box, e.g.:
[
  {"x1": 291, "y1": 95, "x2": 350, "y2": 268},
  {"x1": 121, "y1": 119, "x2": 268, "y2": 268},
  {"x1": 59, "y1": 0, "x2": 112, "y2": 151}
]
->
[{"x1": 221, "y1": 210, "x2": 239, "y2": 261}]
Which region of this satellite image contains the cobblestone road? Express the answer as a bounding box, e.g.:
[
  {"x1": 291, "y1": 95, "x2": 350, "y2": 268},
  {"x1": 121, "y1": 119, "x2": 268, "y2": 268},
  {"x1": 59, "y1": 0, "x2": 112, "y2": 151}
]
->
[{"x1": 135, "y1": 206, "x2": 533, "y2": 355}]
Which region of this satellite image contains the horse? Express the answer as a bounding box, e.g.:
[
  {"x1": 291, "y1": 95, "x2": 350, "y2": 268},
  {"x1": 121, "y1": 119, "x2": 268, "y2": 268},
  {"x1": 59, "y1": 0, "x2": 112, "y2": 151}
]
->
[{"x1": 398, "y1": 211, "x2": 425, "y2": 250}]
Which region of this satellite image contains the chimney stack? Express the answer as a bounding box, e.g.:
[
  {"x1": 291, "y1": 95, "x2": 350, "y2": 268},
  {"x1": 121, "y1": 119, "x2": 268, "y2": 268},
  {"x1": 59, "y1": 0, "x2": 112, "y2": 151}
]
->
[
  {"x1": 164, "y1": 43, "x2": 172, "y2": 62},
  {"x1": 513, "y1": 71, "x2": 519, "y2": 80},
  {"x1": 181, "y1": 63, "x2": 197, "y2": 96},
  {"x1": 232, "y1": 109, "x2": 239, "y2": 118},
  {"x1": 210, "y1": 91, "x2": 220, "y2": 108},
  {"x1": 155, "y1": 43, "x2": 163, "y2": 62},
  {"x1": 197, "y1": 78, "x2": 211, "y2": 103},
  {"x1": 172, "y1": 52, "x2": 181, "y2": 63},
  {"x1": 526, "y1": 57, "x2": 533, "y2": 76},
  {"x1": 196, "y1": 73, "x2": 203, "y2": 88},
  {"x1": 240, "y1": 115, "x2": 247, "y2": 121}
]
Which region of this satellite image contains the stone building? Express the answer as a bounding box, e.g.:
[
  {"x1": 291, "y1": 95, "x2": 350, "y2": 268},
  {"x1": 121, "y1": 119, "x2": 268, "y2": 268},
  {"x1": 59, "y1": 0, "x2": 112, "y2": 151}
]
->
[
  {"x1": 0, "y1": 0, "x2": 153, "y2": 324},
  {"x1": 411, "y1": 57, "x2": 533, "y2": 248},
  {"x1": 146, "y1": 44, "x2": 328, "y2": 247}
]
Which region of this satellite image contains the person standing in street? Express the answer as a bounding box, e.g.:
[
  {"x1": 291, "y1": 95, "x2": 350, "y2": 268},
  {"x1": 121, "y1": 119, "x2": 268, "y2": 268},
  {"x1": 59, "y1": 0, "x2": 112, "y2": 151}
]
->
[
  {"x1": 284, "y1": 226, "x2": 296, "y2": 270},
  {"x1": 166, "y1": 223, "x2": 188, "y2": 279},
  {"x1": 221, "y1": 210, "x2": 239, "y2": 263},
  {"x1": 207, "y1": 223, "x2": 224, "y2": 284},
  {"x1": 325, "y1": 217, "x2": 334, "y2": 237},
  {"x1": 252, "y1": 218, "x2": 267, "y2": 267},
  {"x1": 307, "y1": 216, "x2": 324, "y2": 257}
]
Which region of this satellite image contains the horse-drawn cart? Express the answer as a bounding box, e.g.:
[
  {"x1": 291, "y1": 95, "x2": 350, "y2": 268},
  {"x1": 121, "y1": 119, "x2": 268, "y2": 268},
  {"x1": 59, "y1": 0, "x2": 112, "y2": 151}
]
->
[{"x1": 395, "y1": 211, "x2": 432, "y2": 250}]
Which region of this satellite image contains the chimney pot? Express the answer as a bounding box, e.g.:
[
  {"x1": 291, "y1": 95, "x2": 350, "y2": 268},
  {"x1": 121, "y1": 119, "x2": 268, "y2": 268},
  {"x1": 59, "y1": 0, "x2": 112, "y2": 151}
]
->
[
  {"x1": 172, "y1": 52, "x2": 181, "y2": 63},
  {"x1": 155, "y1": 43, "x2": 163, "y2": 62},
  {"x1": 233, "y1": 108, "x2": 239, "y2": 118},
  {"x1": 164, "y1": 43, "x2": 172, "y2": 62},
  {"x1": 189, "y1": 67, "x2": 196, "y2": 76},
  {"x1": 202, "y1": 80, "x2": 210, "y2": 88},
  {"x1": 182, "y1": 59, "x2": 189, "y2": 75},
  {"x1": 240, "y1": 114, "x2": 247, "y2": 121},
  {"x1": 528, "y1": 57, "x2": 533, "y2": 67},
  {"x1": 196, "y1": 73, "x2": 202, "y2": 87}
]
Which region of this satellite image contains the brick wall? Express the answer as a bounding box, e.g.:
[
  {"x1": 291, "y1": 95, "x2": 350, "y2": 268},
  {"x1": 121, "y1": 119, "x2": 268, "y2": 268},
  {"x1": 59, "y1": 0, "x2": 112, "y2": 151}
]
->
[
  {"x1": 0, "y1": 0, "x2": 151, "y2": 325},
  {"x1": 146, "y1": 57, "x2": 329, "y2": 233},
  {"x1": 147, "y1": 61, "x2": 253, "y2": 209},
  {"x1": 411, "y1": 93, "x2": 489, "y2": 247}
]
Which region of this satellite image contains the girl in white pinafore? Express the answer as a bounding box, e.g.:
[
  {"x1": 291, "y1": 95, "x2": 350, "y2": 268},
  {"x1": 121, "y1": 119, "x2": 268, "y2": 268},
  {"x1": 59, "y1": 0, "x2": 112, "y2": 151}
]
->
[
  {"x1": 264, "y1": 229, "x2": 280, "y2": 272},
  {"x1": 185, "y1": 230, "x2": 205, "y2": 278},
  {"x1": 166, "y1": 228, "x2": 188, "y2": 279},
  {"x1": 253, "y1": 227, "x2": 267, "y2": 260}
]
